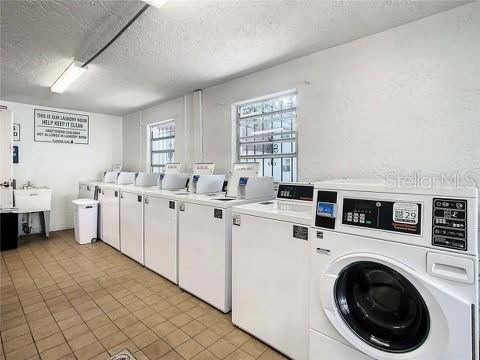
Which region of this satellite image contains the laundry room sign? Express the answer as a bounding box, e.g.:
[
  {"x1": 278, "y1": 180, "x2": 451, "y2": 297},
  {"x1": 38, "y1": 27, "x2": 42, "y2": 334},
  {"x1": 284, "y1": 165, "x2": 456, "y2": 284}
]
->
[{"x1": 34, "y1": 109, "x2": 89, "y2": 144}]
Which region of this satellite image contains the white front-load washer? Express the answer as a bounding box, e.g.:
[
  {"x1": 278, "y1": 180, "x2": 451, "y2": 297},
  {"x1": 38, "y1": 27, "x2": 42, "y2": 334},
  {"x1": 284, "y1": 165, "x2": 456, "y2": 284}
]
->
[
  {"x1": 232, "y1": 183, "x2": 314, "y2": 360},
  {"x1": 309, "y1": 180, "x2": 478, "y2": 360}
]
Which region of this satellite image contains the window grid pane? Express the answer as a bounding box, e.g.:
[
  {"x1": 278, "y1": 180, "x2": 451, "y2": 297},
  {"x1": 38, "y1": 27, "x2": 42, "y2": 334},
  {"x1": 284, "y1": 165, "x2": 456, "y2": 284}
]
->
[
  {"x1": 237, "y1": 93, "x2": 297, "y2": 182},
  {"x1": 150, "y1": 121, "x2": 175, "y2": 173}
]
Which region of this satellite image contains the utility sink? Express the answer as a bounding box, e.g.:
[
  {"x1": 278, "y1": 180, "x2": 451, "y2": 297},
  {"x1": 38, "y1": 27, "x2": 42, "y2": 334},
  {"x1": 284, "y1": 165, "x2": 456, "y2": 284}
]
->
[{"x1": 13, "y1": 188, "x2": 52, "y2": 213}]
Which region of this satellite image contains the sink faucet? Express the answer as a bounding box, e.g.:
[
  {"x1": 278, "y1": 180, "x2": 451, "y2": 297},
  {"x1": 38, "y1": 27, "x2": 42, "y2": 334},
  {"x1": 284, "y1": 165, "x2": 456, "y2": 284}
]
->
[{"x1": 23, "y1": 181, "x2": 32, "y2": 189}]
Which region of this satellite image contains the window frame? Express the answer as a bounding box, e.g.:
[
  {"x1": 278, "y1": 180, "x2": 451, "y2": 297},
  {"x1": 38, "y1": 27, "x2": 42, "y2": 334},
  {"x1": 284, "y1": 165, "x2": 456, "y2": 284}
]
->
[
  {"x1": 233, "y1": 90, "x2": 298, "y2": 182},
  {"x1": 148, "y1": 119, "x2": 175, "y2": 173}
]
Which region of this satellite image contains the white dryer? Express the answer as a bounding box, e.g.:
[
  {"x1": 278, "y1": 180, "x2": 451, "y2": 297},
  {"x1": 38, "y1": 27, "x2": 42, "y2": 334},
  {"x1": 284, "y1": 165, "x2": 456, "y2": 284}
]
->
[
  {"x1": 232, "y1": 183, "x2": 314, "y2": 360},
  {"x1": 309, "y1": 180, "x2": 478, "y2": 360}
]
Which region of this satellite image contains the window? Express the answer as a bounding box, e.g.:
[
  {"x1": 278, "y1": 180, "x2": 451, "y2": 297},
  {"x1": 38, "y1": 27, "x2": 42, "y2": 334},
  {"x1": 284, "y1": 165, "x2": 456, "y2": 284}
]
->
[
  {"x1": 150, "y1": 120, "x2": 175, "y2": 173},
  {"x1": 236, "y1": 92, "x2": 297, "y2": 182}
]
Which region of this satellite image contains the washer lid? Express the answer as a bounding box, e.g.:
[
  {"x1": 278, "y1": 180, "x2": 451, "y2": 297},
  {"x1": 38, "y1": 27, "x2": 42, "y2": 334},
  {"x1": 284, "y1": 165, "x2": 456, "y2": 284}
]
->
[{"x1": 72, "y1": 199, "x2": 99, "y2": 206}]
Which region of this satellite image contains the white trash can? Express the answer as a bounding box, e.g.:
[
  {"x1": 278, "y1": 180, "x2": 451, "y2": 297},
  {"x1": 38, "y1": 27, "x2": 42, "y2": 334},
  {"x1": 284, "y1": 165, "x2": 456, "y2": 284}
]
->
[{"x1": 72, "y1": 199, "x2": 99, "y2": 245}]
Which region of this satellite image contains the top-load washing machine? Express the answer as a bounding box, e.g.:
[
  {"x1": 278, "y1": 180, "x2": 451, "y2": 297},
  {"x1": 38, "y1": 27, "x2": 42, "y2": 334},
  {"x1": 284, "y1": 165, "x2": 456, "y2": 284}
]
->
[
  {"x1": 309, "y1": 179, "x2": 478, "y2": 360},
  {"x1": 232, "y1": 182, "x2": 314, "y2": 360},
  {"x1": 143, "y1": 163, "x2": 219, "y2": 284},
  {"x1": 119, "y1": 172, "x2": 159, "y2": 265},
  {"x1": 178, "y1": 163, "x2": 275, "y2": 313},
  {"x1": 98, "y1": 171, "x2": 135, "y2": 250}
]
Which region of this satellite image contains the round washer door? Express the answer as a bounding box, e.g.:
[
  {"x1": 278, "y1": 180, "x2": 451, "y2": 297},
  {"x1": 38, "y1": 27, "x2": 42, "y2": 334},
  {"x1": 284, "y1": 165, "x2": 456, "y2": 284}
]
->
[{"x1": 334, "y1": 261, "x2": 430, "y2": 353}]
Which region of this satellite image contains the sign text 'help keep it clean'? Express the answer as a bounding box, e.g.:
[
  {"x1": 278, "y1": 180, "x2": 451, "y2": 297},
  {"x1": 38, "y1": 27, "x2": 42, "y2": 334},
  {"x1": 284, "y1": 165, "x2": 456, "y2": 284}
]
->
[{"x1": 34, "y1": 109, "x2": 89, "y2": 144}]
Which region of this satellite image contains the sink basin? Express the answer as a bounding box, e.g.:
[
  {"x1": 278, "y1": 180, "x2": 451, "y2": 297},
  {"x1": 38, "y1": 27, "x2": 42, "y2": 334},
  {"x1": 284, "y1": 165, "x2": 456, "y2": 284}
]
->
[{"x1": 13, "y1": 188, "x2": 52, "y2": 213}]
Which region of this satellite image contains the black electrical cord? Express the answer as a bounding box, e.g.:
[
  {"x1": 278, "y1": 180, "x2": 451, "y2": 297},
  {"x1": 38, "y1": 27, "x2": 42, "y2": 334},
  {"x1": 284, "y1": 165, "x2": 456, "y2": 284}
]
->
[{"x1": 82, "y1": 3, "x2": 150, "y2": 68}]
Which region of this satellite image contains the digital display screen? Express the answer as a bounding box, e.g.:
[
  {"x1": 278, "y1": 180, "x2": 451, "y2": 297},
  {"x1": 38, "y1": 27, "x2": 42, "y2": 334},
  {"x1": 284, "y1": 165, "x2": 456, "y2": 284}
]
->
[
  {"x1": 192, "y1": 175, "x2": 200, "y2": 183},
  {"x1": 239, "y1": 177, "x2": 248, "y2": 186},
  {"x1": 317, "y1": 202, "x2": 336, "y2": 218}
]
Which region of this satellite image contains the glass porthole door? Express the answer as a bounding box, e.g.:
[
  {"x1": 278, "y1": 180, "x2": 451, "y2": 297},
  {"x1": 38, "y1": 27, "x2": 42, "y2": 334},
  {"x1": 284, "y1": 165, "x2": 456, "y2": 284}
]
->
[{"x1": 335, "y1": 261, "x2": 430, "y2": 353}]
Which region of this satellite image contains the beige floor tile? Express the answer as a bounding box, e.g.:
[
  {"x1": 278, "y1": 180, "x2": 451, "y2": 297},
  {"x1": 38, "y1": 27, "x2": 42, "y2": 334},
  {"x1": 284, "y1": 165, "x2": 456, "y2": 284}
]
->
[
  {"x1": 106, "y1": 307, "x2": 130, "y2": 322},
  {"x1": 130, "y1": 329, "x2": 158, "y2": 349},
  {"x1": 163, "y1": 329, "x2": 190, "y2": 348},
  {"x1": 169, "y1": 313, "x2": 193, "y2": 328},
  {"x1": 61, "y1": 322, "x2": 90, "y2": 341},
  {"x1": 141, "y1": 313, "x2": 166, "y2": 329},
  {"x1": 152, "y1": 321, "x2": 177, "y2": 338},
  {"x1": 240, "y1": 339, "x2": 268, "y2": 358},
  {"x1": 225, "y1": 349, "x2": 255, "y2": 360},
  {"x1": 158, "y1": 350, "x2": 185, "y2": 360},
  {"x1": 142, "y1": 339, "x2": 172, "y2": 360},
  {"x1": 122, "y1": 322, "x2": 148, "y2": 339},
  {"x1": 2, "y1": 231, "x2": 278, "y2": 360},
  {"x1": 175, "y1": 339, "x2": 204, "y2": 359},
  {"x1": 113, "y1": 314, "x2": 137, "y2": 330},
  {"x1": 257, "y1": 349, "x2": 288, "y2": 360},
  {"x1": 36, "y1": 333, "x2": 65, "y2": 353},
  {"x1": 125, "y1": 301, "x2": 146, "y2": 313},
  {"x1": 23, "y1": 302, "x2": 47, "y2": 315},
  {"x1": 133, "y1": 350, "x2": 150, "y2": 360},
  {"x1": 1, "y1": 324, "x2": 30, "y2": 342},
  {"x1": 99, "y1": 331, "x2": 128, "y2": 350},
  {"x1": 67, "y1": 331, "x2": 96, "y2": 351},
  {"x1": 85, "y1": 314, "x2": 111, "y2": 330},
  {"x1": 181, "y1": 320, "x2": 207, "y2": 338},
  {"x1": 57, "y1": 315, "x2": 83, "y2": 331},
  {"x1": 73, "y1": 340, "x2": 105, "y2": 360},
  {"x1": 197, "y1": 313, "x2": 220, "y2": 328},
  {"x1": 191, "y1": 349, "x2": 220, "y2": 360},
  {"x1": 52, "y1": 309, "x2": 78, "y2": 322},
  {"x1": 39, "y1": 343, "x2": 72, "y2": 360},
  {"x1": 223, "y1": 329, "x2": 251, "y2": 348},
  {"x1": 210, "y1": 321, "x2": 235, "y2": 338},
  {"x1": 3, "y1": 333, "x2": 34, "y2": 354},
  {"x1": 194, "y1": 329, "x2": 221, "y2": 348},
  {"x1": 3, "y1": 343, "x2": 37, "y2": 360},
  {"x1": 208, "y1": 339, "x2": 236, "y2": 359},
  {"x1": 133, "y1": 307, "x2": 156, "y2": 321},
  {"x1": 28, "y1": 316, "x2": 56, "y2": 332},
  {"x1": 1, "y1": 314, "x2": 27, "y2": 331},
  {"x1": 91, "y1": 322, "x2": 119, "y2": 340},
  {"x1": 151, "y1": 301, "x2": 171, "y2": 313},
  {"x1": 89, "y1": 351, "x2": 110, "y2": 360},
  {"x1": 79, "y1": 307, "x2": 104, "y2": 322},
  {"x1": 107, "y1": 339, "x2": 139, "y2": 356}
]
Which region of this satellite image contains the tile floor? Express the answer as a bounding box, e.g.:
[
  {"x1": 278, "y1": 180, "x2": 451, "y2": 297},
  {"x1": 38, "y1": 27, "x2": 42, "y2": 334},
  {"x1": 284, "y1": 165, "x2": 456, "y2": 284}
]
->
[{"x1": 1, "y1": 230, "x2": 286, "y2": 360}]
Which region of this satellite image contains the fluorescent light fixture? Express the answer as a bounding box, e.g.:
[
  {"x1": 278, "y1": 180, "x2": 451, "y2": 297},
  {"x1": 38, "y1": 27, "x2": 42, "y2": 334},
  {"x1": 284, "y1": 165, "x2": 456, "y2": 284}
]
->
[
  {"x1": 51, "y1": 60, "x2": 87, "y2": 93},
  {"x1": 143, "y1": 0, "x2": 166, "y2": 8}
]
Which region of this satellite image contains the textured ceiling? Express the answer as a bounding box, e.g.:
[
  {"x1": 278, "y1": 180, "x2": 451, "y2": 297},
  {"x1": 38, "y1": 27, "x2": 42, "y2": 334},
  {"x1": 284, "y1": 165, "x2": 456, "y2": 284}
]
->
[{"x1": 0, "y1": 0, "x2": 468, "y2": 115}]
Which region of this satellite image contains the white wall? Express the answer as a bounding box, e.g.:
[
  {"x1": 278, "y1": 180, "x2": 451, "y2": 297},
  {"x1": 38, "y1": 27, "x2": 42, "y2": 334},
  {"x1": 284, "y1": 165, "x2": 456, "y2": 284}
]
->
[
  {"x1": 1, "y1": 101, "x2": 122, "y2": 233},
  {"x1": 124, "y1": 3, "x2": 480, "y2": 184},
  {"x1": 122, "y1": 93, "x2": 203, "y2": 173}
]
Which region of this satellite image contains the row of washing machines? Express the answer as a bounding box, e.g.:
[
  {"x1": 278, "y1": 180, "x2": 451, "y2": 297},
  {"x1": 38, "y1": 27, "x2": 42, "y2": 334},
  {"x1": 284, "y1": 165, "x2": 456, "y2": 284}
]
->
[{"x1": 80, "y1": 170, "x2": 479, "y2": 360}]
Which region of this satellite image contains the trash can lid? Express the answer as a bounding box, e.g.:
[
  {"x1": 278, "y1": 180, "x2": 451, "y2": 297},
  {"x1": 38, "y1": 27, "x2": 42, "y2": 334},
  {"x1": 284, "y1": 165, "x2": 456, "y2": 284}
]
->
[{"x1": 72, "y1": 199, "x2": 99, "y2": 206}]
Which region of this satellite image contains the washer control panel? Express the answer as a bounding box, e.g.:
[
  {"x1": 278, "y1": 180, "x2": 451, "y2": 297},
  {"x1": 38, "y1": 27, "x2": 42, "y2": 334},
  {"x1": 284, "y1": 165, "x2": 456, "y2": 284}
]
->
[
  {"x1": 342, "y1": 198, "x2": 422, "y2": 235},
  {"x1": 432, "y1": 198, "x2": 467, "y2": 251},
  {"x1": 277, "y1": 184, "x2": 313, "y2": 201}
]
